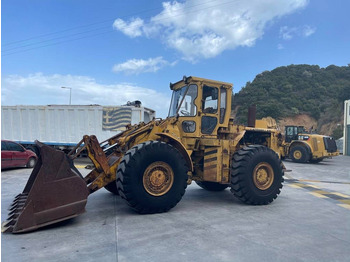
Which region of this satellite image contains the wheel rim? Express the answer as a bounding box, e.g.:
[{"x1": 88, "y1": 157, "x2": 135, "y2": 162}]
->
[
  {"x1": 143, "y1": 161, "x2": 174, "y2": 196},
  {"x1": 253, "y1": 162, "x2": 274, "y2": 190},
  {"x1": 293, "y1": 150, "x2": 302, "y2": 160}
]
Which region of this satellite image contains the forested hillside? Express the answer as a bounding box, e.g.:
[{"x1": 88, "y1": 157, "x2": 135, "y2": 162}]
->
[{"x1": 232, "y1": 64, "x2": 350, "y2": 138}]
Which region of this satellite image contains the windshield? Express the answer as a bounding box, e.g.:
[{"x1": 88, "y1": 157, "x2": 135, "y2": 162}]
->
[{"x1": 168, "y1": 84, "x2": 198, "y2": 117}]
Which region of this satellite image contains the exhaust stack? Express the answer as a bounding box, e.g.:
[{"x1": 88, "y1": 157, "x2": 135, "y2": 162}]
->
[{"x1": 247, "y1": 105, "x2": 256, "y2": 128}]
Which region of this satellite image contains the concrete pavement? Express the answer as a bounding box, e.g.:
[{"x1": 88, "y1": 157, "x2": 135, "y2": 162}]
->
[{"x1": 1, "y1": 156, "x2": 350, "y2": 262}]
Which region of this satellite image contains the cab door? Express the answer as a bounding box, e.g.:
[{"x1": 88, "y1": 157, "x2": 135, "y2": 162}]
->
[
  {"x1": 285, "y1": 126, "x2": 299, "y2": 143},
  {"x1": 201, "y1": 85, "x2": 228, "y2": 136},
  {"x1": 201, "y1": 85, "x2": 219, "y2": 135},
  {"x1": 200, "y1": 85, "x2": 230, "y2": 183}
]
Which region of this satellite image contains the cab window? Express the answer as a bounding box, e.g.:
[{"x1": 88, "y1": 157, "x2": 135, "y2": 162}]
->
[
  {"x1": 179, "y1": 84, "x2": 197, "y2": 117},
  {"x1": 169, "y1": 84, "x2": 198, "y2": 117},
  {"x1": 202, "y1": 85, "x2": 218, "y2": 114},
  {"x1": 286, "y1": 127, "x2": 294, "y2": 136},
  {"x1": 220, "y1": 87, "x2": 226, "y2": 123}
]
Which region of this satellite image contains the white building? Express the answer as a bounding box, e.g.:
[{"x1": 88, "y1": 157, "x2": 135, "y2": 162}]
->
[{"x1": 344, "y1": 99, "x2": 350, "y2": 156}]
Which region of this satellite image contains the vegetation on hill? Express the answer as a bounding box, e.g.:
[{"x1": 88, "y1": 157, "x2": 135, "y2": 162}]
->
[{"x1": 232, "y1": 64, "x2": 350, "y2": 138}]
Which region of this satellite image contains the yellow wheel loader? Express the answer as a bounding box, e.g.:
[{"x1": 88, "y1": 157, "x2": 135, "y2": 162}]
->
[
  {"x1": 280, "y1": 125, "x2": 339, "y2": 163},
  {"x1": 2, "y1": 76, "x2": 284, "y2": 234}
]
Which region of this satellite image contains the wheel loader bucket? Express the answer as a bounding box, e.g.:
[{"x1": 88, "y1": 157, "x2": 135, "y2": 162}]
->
[{"x1": 2, "y1": 141, "x2": 89, "y2": 233}]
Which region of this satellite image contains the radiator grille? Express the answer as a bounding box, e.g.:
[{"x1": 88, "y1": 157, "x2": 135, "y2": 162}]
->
[{"x1": 323, "y1": 137, "x2": 337, "y2": 153}]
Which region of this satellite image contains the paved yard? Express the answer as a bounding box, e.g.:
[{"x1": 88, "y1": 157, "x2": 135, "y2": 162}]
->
[{"x1": 2, "y1": 156, "x2": 350, "y2": 262}]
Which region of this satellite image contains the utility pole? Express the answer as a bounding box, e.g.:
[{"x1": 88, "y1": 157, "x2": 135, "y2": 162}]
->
[{"x1": 61, "y1": 87, "x2": 72, "y2": 105}]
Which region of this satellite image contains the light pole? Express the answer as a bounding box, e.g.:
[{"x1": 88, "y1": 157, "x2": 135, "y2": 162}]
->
[{"x1": 61, "y1": 87, "x2": 72, "y2": 105}]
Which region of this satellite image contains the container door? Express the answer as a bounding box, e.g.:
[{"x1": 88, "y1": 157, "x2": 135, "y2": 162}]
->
[{"x1": 347, "y1": 125, "x2": 350, "y2": 156}]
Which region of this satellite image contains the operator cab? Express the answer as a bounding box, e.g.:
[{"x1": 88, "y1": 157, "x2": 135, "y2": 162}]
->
[
  {"x1": 168, "y1": 76, "x2": 232, "y2": 136},
  {"x1": 285, "y1": 125, "x2": 307, "y2": 143}
]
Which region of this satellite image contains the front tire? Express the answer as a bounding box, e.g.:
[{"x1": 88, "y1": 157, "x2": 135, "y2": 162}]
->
[
  {"x1": 230, "y1": 145, "x2": 284, "y2": 205},
  {"x1": 195, "y1": 181, "x2": 228, "y2": 191},
  {"x1": 116, "y1": 141, "x2": 188, "y2": 214},
  {"x1": 104, "y1": 182, "x2": 119, "y2": 195},
  {"x1": 290, "y1": 145, "x2": 309, "y2": 163}
]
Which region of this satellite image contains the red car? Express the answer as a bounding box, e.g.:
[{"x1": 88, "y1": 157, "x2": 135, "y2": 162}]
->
[{"x1": 1, "y1": 140, "x2": 37, "y2": 169}]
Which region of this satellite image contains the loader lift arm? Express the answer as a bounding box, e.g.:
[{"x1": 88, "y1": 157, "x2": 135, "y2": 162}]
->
[
  {"x1": 81, "y1": 135, "x2": 121, "y2": 193},
  {"x1": 77, "y1": 120, "x2": 156, "y2": 194}
]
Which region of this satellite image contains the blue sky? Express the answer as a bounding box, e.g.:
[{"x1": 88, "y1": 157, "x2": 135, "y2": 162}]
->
[{"x1": 2, "y1": 0, "x2": 350, "y2": 118}]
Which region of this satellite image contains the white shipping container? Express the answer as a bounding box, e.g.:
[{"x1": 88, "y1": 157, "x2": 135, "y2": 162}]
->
[
  {"x1": 344, "y1": 100, "x2": 350, "y2": 156},
  {"x1": 1, "y1": 105, "x2": 155, "y2": 148}
]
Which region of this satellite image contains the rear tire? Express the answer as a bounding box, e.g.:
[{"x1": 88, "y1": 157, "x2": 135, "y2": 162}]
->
[
  {"x1": 116, "y1": 141, "x2": 188, "y2": 214},
  {"x1": 290, "y1": 145, "x2": 309, "y2": 163},
  {"x1": 230, "y1": 145, "x2": 284, "y2": 205},
  {"x1": 195, "y1": 181, "x2": 228, "y2": 191},
  {"x1": 26, "y1": 157, "x2": 36, "y2": 168}
]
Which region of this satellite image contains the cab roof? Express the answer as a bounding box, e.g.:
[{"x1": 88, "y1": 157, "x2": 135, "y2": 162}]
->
[{"x1": 170, "y1": 76, "x2": 233, "y2": 90}]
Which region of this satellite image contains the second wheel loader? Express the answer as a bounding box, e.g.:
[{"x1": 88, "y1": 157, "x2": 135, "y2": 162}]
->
[
  {"x1": 280, "y1": 125, "x2": 339, "y2": 163},
  {"x1": 2, "y1": 76, "x2": 284, "y2": 234},
  {"x1": 255, "y1": 118, "x2": 339, "y2": 163}
]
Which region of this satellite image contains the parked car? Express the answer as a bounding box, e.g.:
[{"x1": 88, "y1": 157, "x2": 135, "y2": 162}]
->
[{"x1": 1, "y1": 140, "x2": 37, "y2": 169}]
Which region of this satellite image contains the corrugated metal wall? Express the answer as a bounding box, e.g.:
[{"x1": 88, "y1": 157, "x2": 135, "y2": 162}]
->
[{"x1": 344, "y1": 100, "x2": 350, "y2": 156}]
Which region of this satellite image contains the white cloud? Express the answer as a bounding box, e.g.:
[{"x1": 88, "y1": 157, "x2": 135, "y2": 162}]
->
[
  {"x1": 280, "y1": 26, "x2": 297, "y2": 40},
  {"x1": 277, "y1": 44, "x2": 284, "y2": 50},
  {"x1": 280, "y1": 25, "x2": 316, "y2": 40},
  {"x1": 1, "y1": 73, "x2": 171, "y2": 118},
  {"x1": 113, "y1": 0, "x2": 308, "y2": 60},
  {"x1": 113, "y1": 17, "x2": 144, "y2": 38},
  {"x1": 112, "y1": 57, "x2": 174, "y2": 74},
  {"x1": 302, "y1": 25, "x2": 316, "y2": 37}
]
